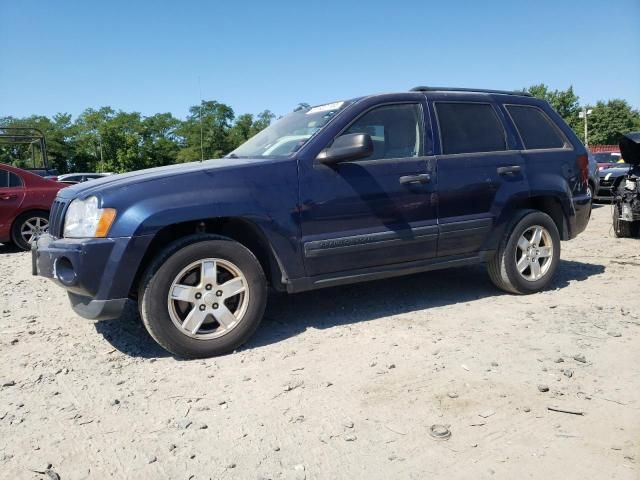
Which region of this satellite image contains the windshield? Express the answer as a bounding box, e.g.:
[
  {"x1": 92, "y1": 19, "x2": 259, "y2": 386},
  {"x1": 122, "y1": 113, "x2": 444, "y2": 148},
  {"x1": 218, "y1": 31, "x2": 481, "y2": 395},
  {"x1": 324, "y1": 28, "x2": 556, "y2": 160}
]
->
[{"x1": 229, "y1": 101, "x2": 350, "y2": 158}]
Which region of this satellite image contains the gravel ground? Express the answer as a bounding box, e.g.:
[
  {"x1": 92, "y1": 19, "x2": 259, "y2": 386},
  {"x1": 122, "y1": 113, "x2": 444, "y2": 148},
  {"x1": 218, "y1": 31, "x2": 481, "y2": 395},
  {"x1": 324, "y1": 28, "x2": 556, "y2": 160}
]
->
[{"x1": 0, "y1": 205, "x2": 639, "y2": 480}]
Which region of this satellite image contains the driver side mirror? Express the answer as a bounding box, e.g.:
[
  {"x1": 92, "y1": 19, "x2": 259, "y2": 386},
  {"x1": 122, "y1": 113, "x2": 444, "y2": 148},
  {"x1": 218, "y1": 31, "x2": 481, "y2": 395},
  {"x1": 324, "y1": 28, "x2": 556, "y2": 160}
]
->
[{"x1": 316, "y1": 133, "x2": 373, "y2": 165}]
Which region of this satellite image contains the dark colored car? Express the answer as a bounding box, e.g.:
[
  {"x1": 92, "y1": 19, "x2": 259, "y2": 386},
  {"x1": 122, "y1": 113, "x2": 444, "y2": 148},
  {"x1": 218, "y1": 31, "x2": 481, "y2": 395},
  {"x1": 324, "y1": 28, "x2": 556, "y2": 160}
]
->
[
  {"x1": 33, "y1": 87, "x2": 591, "y2": 358},
  {"x1": 0, "y1": 163, "x2": 67, "y2": 250},
  {"x1": 612, "y1": 132, "x2": 640, "y2": 237},
  {"x1": 595, "y1": 163, "x2": 631, "y2": 202}
]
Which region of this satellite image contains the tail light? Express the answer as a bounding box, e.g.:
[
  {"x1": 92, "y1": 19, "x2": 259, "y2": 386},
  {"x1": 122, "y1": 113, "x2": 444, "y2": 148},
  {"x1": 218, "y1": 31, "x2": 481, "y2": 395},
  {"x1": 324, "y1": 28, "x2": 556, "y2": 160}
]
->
[{"x1": 576, "y1": 154, "x2": 589, "y2": 187}]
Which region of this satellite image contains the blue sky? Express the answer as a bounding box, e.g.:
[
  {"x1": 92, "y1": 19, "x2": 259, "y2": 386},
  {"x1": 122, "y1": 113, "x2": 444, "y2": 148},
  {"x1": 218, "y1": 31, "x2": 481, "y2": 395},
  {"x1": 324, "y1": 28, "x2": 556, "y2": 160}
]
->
[{"x1": 1, "y1": 0, "x2": 639, "y2": 119}]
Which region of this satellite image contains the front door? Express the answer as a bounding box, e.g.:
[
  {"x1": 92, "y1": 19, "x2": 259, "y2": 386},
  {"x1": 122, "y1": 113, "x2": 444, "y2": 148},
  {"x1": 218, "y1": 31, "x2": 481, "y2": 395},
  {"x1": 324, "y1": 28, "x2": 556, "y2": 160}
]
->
[{"x1": 299, "y1": 101, "x2": 438, "y2": 277}]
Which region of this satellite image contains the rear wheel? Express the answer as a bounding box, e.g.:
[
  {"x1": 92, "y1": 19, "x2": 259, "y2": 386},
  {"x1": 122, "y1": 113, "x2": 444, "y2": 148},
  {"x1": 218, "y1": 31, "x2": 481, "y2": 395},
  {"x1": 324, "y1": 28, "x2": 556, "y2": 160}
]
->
[
  {"x1": 488, "y1": 210, "x2": 560, "y2": 294},
  {"x1": 139, "y1": 234, "x2": 267, "y2": 358},
  {"x1": 11, "y1": 211, "x2": 49, "y2": 251}
]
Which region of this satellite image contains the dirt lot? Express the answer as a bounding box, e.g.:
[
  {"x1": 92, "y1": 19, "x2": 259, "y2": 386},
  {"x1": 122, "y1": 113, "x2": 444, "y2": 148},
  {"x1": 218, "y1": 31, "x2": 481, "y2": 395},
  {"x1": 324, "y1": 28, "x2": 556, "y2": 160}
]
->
[{"x1": 0, "y1": 205, "x2": 639, "y2": 480}]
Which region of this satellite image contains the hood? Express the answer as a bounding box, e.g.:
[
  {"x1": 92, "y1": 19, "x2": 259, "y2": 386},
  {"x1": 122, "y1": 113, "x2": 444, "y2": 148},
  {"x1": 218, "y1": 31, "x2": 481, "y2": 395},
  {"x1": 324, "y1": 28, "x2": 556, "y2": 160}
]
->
[
  {"x1": 619, "y1": 132, "x2": 640, "y2": 165},
  {"x1": 598, "y1": 164, "x2": 630, "y2": 175},
  {"x1": 58, "y1": 157, "x2": 268, "y2": 200}
]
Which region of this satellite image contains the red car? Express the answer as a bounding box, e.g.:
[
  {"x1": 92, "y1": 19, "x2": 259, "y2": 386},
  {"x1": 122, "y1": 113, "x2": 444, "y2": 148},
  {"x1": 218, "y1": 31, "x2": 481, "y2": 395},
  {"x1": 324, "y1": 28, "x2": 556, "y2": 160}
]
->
[{"x1": 0, "y1": 163, "x2": 67, "y2": 250}]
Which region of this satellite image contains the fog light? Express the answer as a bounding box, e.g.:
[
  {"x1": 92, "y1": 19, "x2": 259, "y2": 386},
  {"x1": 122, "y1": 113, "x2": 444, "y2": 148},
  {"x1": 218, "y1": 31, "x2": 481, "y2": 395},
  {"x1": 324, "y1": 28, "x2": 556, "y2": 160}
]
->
[{"x1": 54, "y1": 257, "x2": 77, "y2": 286}]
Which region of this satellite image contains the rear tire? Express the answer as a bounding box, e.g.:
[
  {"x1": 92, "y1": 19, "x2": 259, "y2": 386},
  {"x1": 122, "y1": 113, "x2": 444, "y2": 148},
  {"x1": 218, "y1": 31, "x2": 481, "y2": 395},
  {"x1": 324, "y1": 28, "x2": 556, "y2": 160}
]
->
[
  {"x1": 488, "y1": 210, "x2": 561, "y2": 294},
  {"x1": 11, "y1": 210, "x2": 49, "y2": 251},
  {"x1": 139, "y1": 234, "x2": 267, "y2": 358}
]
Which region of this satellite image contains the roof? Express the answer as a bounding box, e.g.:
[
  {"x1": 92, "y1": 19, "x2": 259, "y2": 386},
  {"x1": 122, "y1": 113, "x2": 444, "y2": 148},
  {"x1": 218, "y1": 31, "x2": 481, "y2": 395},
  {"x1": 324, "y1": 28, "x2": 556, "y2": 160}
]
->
[{"x1": 410, "y1": 86, "x2": 532, "y2": 97}]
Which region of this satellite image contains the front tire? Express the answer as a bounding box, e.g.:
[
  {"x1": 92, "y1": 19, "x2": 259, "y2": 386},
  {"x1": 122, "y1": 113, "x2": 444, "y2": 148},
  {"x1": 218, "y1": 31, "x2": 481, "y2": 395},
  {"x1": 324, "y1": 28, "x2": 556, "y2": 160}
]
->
[
  {"x1": 613, "y1": 204, "x2": 638, "y2": 238},
  {"x1": 139, "y1": 235, "x2": 267, "y2": 358},
  {"x1": 488, "y1": 210, "x2": 560, "y2": 294}
]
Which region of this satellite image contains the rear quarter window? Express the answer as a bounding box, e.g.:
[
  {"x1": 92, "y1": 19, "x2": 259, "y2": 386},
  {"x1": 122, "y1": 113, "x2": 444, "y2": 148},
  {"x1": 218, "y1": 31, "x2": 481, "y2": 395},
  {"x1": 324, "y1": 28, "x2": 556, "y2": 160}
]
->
[
  {"x1": 506, "y1": 105, "x2": 567, "y2": 150},
  {"x1": 435, "y1": 102, "x2": 506, "y2": 155}
]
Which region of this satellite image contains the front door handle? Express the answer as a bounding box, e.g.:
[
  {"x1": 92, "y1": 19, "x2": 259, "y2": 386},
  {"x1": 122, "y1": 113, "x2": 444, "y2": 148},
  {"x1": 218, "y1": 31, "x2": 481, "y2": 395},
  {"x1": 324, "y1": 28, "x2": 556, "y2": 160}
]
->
[
  {"x1": 399, "y1": 173, "x2": 431, "y2": 185},
  {"x1": 497, "y1": 165, "x2": 522, "y2": 175}
]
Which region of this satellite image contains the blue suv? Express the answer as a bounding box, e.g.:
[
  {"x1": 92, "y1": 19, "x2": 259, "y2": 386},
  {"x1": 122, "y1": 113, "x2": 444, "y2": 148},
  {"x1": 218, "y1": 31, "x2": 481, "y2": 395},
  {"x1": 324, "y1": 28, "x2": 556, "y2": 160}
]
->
[{"x1": 33, "y1": 87, "x2": 592, "y2": 358}]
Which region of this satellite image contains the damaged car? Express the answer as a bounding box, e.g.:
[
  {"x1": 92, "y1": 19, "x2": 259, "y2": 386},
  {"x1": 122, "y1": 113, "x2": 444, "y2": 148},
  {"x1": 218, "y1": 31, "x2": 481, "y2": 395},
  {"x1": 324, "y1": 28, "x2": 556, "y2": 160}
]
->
[{"x1": 612, "y1": 132, "x2": 640, "y2": 237}]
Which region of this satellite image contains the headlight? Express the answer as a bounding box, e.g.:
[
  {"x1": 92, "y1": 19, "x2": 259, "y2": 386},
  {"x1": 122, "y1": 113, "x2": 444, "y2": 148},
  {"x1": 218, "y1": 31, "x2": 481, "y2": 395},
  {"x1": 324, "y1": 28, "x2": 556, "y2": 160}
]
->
[{"x1": 63, "y1": 196, "x2": 117, "y2": 238}]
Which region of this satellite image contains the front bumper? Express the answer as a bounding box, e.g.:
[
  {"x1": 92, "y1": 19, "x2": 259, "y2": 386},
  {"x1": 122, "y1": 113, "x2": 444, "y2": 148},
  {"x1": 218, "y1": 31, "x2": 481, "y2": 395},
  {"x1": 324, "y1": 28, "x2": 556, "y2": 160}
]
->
[
  {"x1": 594, "y1": 185, "x2": 614, "y2": 202},
  {"x1": 33, "y1": 233, "x2": 151, "y2": 320}
]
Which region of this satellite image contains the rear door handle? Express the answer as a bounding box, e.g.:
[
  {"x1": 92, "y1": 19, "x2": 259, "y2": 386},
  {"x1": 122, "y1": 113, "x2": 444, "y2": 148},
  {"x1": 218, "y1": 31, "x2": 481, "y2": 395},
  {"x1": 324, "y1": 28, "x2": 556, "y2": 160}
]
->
[
  {"x1": 399, "y1": 173, "x2": 431, "y2": 185},
  {"x1": 497, "y1": 165, "x2": 522, "y2": 175},
  {"x1": 0, "y1": 194, "x2": 17, "y2": 200}
]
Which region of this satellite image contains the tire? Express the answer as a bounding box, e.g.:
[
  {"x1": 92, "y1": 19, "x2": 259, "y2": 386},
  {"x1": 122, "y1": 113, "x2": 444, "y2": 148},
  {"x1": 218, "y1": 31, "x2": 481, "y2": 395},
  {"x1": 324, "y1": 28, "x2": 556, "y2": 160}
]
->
[
  {"x1": 11, "y1": 210, "x2": 50, "y2": 251},
  {"x1": 612, "y1": 204, "x2": 638, "y2": 238},
  {"x1": 488, "y1": 210, "x2": 561, "y2": 294},
  {"x1": 139, "y1": 234, "x2": 267, "y2": 358}
]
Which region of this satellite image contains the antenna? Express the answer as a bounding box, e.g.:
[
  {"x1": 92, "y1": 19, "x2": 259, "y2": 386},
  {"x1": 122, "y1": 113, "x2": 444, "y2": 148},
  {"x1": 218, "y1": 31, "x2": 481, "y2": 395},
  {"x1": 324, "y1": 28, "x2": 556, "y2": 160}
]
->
[{"x1": 198, "y1": 77, "x2": 204, "y2": 162}]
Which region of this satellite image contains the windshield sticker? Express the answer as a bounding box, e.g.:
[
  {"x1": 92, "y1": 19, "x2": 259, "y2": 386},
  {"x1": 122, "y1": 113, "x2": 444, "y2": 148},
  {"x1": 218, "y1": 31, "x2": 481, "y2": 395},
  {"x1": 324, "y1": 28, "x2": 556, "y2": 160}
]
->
[{"x1": 306, "y1": 101, "x2": 344, "y2": 115}]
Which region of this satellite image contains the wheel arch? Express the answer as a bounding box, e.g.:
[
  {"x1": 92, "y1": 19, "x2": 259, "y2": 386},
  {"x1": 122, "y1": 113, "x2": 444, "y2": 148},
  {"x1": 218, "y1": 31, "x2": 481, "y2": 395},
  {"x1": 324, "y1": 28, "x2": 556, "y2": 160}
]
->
[
  {"x1": 130, "y1": 217, "x2": 288, "y2": 298},
  {"x1": 485, "y1": 194, "x2": 569, "y2": 252}
]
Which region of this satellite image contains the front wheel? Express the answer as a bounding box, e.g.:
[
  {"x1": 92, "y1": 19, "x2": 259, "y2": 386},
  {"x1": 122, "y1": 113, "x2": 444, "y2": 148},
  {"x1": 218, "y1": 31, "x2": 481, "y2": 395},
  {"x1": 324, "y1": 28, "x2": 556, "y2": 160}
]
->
[
  {"x1": 139, "y1": 235, "x2": 267, "y2": 358},
  {"x1": 488, "y1": 210, "x2": 560, "y2": 294},
  {"x1": 613, "y1": 204, "x2": 639, "y2": 238}
]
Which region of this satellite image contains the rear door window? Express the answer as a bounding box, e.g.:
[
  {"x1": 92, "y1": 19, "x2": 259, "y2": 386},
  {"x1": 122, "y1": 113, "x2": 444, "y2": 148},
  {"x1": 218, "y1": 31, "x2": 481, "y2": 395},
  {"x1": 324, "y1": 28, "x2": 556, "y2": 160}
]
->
[
  {"x1": 506, "y1": 105, "x2": 567, "y2": 150},
  {"x1": 1, "y1": 170, "x2": 24, "y2": 188},
  {"x1": 435, "y1": 102, "x2": 506, "y2": 155},
  {"x1": 9, "y1": 172, "x2": 23, "y2": 187}
]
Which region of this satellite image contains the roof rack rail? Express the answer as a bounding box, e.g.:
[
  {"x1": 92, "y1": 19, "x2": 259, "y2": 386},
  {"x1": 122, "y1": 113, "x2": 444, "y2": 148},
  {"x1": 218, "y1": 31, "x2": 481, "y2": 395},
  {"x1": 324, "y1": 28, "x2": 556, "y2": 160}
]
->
[{"x1": 410, "y1": 86, "x2": 532, "y2": 97}]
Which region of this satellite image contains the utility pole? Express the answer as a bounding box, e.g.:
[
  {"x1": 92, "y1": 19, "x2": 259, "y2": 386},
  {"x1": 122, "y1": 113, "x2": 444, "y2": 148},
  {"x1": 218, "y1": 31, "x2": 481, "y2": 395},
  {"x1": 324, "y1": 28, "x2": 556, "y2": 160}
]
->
[{"x1": 578, "y1": 107, "x2": 593, "y2": 147}]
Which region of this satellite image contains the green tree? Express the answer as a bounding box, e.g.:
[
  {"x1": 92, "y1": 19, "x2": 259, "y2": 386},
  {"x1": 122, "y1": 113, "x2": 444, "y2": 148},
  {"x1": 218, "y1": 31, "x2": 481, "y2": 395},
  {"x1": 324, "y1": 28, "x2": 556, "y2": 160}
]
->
[
  {"x1": 176, "y1": 101, "x2": 235, "y2": 162},
  {"x1": 0, "y1": 114, "x2": 75, "y2": 173},
  {"x1": 228, "y1": 113, "x2": 255, "y2": 148},
  {"x1": 585, "y1": 99, "x2": 640, "y2": 145},
  {"x1": 74, "y1": 107, "x2": 117, "y2": 172},
  {"x1": 140, "y1": 113, "x2": 181, "y2": 167}
]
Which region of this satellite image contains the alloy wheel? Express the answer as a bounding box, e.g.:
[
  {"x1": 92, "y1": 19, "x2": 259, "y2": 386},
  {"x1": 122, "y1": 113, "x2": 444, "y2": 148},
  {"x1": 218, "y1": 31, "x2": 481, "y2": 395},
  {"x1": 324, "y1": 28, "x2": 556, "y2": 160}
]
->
[
  {"x1": 515, "y1": 225, "x2": 554, "y2": 281},
  {"x1": 20, "y1": 216, "x2": 49, "y2": 245},
  {"x1": 167, "y1": 258, "x2": 249, "y2": 339}
]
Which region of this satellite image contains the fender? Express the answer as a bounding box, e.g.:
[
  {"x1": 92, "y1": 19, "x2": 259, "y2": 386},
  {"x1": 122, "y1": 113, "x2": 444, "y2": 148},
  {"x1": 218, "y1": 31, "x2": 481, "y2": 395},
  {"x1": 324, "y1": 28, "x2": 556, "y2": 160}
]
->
[{"x1": 92, "y1": 159, "x2": 305, "y2": 296}]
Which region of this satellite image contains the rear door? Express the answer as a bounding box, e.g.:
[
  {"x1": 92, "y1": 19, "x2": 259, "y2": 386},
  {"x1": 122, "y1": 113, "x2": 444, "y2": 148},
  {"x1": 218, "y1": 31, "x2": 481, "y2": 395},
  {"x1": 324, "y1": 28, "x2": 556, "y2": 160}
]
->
[
  {"x1": 299, "y1": 99, "x2": 438, "y2": 276},
  {"x1": 430, "y1": 98, "x2": 529, "y2": 257},
  {"x1": 0, "y1": 168, "x2": 26, "y2": 236}
]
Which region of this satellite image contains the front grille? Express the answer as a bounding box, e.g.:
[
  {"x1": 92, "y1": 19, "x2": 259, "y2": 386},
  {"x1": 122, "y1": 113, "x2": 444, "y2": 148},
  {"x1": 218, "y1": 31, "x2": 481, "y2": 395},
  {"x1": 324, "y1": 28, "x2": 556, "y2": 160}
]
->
[{"x1": 49, "y1": 199, "x2": 69, "y2": 238}]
